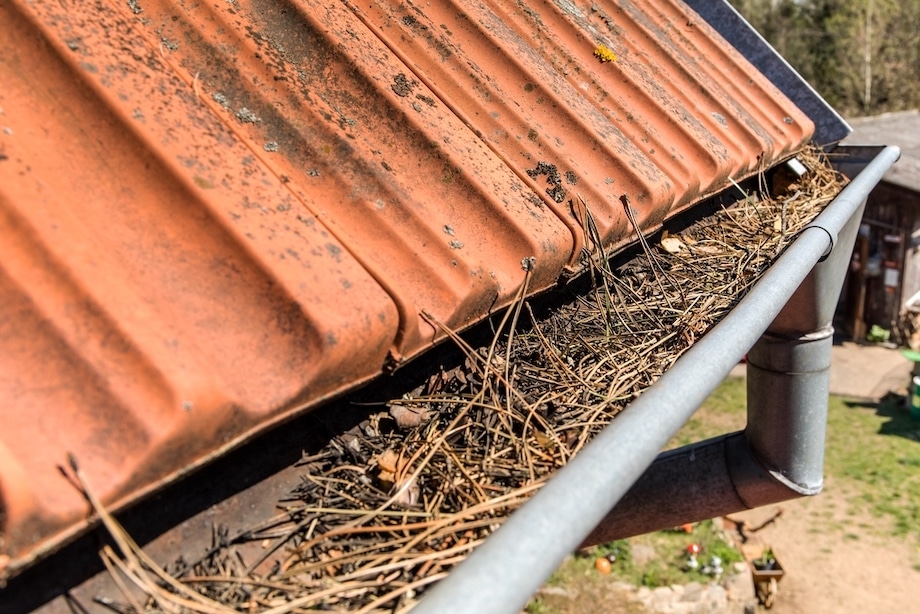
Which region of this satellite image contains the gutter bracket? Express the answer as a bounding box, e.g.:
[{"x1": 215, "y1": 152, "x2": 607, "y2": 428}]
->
[{"x1": 802, "y1": 223, "x2": 836, "y2": 261}]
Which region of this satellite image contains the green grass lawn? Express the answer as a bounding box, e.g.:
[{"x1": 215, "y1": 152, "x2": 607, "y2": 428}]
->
[
  {"x1": 826, "y1": 394, "x2": 920, "y2": 538},
  {"x1": 529, "y1": 375, "x2": 920, "y2": 612}
]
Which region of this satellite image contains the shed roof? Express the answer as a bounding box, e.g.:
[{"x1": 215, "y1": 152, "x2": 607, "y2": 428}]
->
[
  {"x1": 844, "y1": 110, "x2": 920, "y2": 192},
  {"x1": 0, "y1": 0, "x2": 813, "y2": 576}
]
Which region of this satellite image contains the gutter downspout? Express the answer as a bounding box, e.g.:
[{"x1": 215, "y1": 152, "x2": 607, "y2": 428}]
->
[
  {"x1": 581, "y1": 216, "x2": 853, "y2": 541},
  {"x1": 582, "y1": 156, "x2": 870, "y2": 543},
  {"x1": 413, "y1": 146, "x2": 900, "y2": 614}
]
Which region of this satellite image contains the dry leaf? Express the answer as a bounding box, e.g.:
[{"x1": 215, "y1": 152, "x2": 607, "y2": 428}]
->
[
  {"x1": 660, "y1": 235, "x2": 686, "y2": 254},
  {"x1": 533, "y1": 430, "x2": 556, "y2": 451},
  {"x1": 392, "y1": 476, "x2": 420, "y2": 508},
  {"x1": 377, "y1": 449, "x2": 399, "y2": 474},
  {"x1": 389, "y1": 403, "x2": 432, "y2": 429},
  {"x1": 690, "y1": 243, "x2": 721, "y2": 254}
]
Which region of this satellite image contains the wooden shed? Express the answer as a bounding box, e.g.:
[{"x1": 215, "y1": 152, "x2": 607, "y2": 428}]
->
[{"x1": 839, "y1": 111, "x2": 920, "y2": 343}]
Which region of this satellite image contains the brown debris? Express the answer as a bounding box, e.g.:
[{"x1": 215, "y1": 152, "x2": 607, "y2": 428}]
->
[{"x1": 90, "y1": 146, "x2": 847, "y2": 612}]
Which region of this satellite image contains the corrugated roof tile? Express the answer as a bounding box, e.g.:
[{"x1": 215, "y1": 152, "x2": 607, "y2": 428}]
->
[{"x1": 0, "y1": 0, "x2": 813, "y2": 575}]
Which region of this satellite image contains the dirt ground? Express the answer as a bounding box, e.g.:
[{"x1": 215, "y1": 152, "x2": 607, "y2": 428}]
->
[
  {"x1": 543, "y1": 484, "x2": 920, "y2": 614},
  {"x1": 730, "y1": 481, "x2": 920, "y2": 614},
  {"x1": 725, "y1": 341, "x2": 920, "y2": 613},
  {"x1": 739, "y1": 342, "x2": 920, "y2": 614},
  {"x1": 554, "y1": 472, "x2": 920, "y2": 614}
]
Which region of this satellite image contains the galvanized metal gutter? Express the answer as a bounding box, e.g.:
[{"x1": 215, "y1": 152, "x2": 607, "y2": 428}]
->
[
  {"x1": 583, "y1": 165, "x2": 866, "y2": 540},
  {"x1": 413, "y1": 145, "x2": 900, "y2": 614}
]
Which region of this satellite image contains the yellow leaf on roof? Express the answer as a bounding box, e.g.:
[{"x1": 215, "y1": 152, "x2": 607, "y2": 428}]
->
[{"x1": 594, "y1": 44, "x2": 617, "y2": 63}]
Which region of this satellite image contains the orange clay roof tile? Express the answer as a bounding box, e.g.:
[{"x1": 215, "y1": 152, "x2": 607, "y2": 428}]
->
[{"x1": 0, "y1": 0, "x2": 813, "y2": 576}]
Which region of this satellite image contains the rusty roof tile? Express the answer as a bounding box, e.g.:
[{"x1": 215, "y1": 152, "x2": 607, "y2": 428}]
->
[{"x1": 0, "y1": 0, "x2": 813, "y2": 576}]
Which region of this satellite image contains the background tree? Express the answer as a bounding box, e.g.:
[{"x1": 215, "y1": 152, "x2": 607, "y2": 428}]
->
[{"x1": 730, "y1": 0, "x2": 920, "y2": 117}]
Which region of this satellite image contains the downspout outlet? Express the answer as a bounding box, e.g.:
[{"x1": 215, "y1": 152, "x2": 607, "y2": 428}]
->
[{"x1": 742, "y1": 325, "x2": 833, "y2": 504}]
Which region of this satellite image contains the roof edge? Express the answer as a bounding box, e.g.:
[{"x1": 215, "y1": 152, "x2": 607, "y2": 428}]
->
[{"x1": 685, "y1": 0, "x2": 851, "y2": 146}]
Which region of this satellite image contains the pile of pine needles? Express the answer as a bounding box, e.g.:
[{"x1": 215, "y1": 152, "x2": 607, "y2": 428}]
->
[{"x1": 82, "y1": 146, "x2": 847, "y2": 612}]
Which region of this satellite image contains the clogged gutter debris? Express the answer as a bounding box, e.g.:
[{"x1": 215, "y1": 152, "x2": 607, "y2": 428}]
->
[{"x1": 82, "y1": 146, "x2": 847, "y2": 612}]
